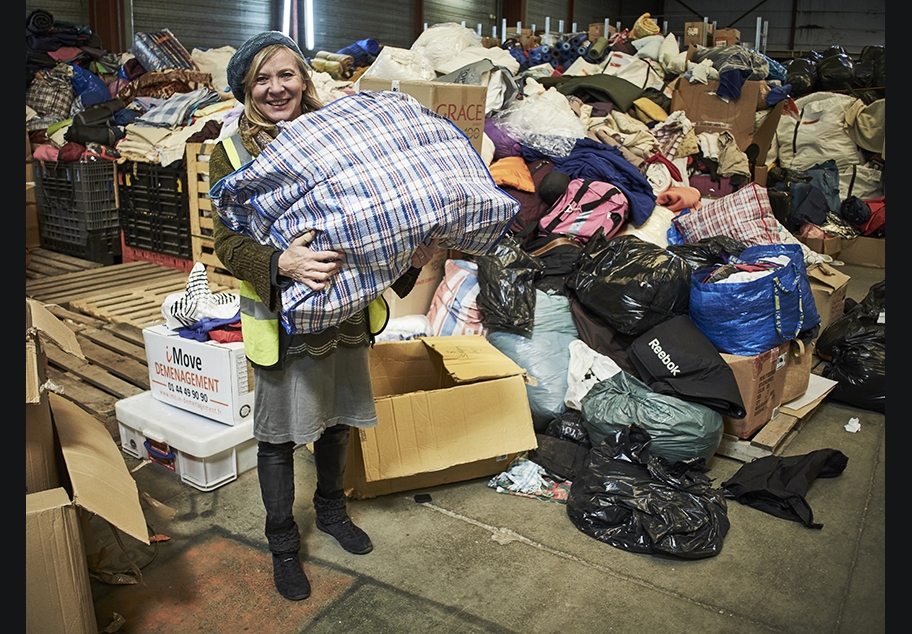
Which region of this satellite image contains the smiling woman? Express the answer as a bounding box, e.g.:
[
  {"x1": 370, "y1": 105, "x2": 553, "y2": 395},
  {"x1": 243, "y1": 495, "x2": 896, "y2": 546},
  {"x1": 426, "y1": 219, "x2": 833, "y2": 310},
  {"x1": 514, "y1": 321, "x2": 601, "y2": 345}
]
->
[{"x1": 207, "y1": 30, "x2": 441, "y2": 605}]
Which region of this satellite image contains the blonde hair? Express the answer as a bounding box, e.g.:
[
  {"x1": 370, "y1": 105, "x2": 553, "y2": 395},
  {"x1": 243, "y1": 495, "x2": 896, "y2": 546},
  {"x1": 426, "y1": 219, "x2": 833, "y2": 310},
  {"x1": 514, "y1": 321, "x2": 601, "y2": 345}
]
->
[{"x1": 242, "y1": 44, "x2": 323, "y2": 128}]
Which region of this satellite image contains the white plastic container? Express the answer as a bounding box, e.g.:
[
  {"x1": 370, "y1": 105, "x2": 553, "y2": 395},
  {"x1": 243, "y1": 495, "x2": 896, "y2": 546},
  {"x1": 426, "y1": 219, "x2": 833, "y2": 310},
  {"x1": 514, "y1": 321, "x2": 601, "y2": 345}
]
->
[{"x1": 115, "y1": 391, "x2": 257, "y2": 492}]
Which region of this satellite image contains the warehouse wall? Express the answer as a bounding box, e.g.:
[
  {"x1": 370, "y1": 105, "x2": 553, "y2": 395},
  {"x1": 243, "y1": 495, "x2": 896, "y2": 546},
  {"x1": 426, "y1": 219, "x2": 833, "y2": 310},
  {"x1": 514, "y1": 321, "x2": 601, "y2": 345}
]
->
[
  {"x1": 26, "y1": 0, "x2": 884, "y2": 58},
  {"x1": 658, "y1": 0, "x2": 885, "y2": 56}
]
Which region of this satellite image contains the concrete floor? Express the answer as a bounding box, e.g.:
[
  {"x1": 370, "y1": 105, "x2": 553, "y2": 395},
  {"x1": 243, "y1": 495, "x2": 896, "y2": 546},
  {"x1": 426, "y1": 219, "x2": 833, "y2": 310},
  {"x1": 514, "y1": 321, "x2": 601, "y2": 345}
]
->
[{"x1": 90, "y1": 262, "x2": 885, "y2": 634}]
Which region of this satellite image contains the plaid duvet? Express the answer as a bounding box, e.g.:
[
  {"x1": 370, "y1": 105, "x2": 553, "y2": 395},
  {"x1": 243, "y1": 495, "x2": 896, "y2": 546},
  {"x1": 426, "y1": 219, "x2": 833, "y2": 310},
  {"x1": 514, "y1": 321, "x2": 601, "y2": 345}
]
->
[{"x1": 211, "y1": 90, "x2": 518, "y2": 334}]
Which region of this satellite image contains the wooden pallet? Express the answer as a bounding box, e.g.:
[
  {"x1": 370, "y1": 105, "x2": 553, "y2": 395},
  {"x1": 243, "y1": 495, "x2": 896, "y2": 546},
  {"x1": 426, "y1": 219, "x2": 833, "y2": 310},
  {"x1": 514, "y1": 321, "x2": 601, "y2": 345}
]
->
[
  {"x1": 715, "y1": 410, "x2": 809, "y2": 462},
  {"x1": 186, "y1": 142, "x2": 240, "y2": 290},
  {"x1": 26, "y1": 247, "x2": 105, "y2": 280},
  {"x1": 42, "y1": 304, "x2": 150, "y2": 441},
  {"x1": 27, "y1": 260, "x2": 234, "y2": 329}
]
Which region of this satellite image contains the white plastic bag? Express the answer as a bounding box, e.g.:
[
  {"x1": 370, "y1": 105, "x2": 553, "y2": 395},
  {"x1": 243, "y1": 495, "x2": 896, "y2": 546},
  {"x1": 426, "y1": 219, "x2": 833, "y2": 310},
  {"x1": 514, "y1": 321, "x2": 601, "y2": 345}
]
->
[
  {"x1": 360, "y1": 46, "x2": 436, "y2": 81},
  {"x1": 564, "y1": 340, "x2": 623, "y2": 410},
  {"x1": 411, "y1": 23, "x2": 482, "y2": 73},
  {"x1": 495, "y1": 86, "x2": 586, "y2": 157}
]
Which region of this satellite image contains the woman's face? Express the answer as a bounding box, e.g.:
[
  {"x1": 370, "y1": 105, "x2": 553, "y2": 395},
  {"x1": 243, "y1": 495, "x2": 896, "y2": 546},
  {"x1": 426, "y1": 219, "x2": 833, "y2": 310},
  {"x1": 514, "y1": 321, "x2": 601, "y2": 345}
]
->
[{"x1": 250, "y1": 47, "x2": 305, "y2": 124}]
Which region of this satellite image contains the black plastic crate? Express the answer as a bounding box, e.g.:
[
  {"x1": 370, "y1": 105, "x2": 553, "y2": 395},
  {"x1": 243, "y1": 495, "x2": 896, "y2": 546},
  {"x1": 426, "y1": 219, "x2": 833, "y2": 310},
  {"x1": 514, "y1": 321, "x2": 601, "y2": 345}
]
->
[
  {"x1": 38, "y1": 226, "x2": 122, "y2": 266},
  {"x1": 118, "y1": 161, "x2": 193, "y2": 259},
  {"x1": 33, "y1": 161, "x2": 120, "y2": 231},
  {"x1": 120, "y1": 207, "x2": 193, "y2": 259},
  {"x1": 118, "y1": 162, "x2": 189, "y2": 217}
]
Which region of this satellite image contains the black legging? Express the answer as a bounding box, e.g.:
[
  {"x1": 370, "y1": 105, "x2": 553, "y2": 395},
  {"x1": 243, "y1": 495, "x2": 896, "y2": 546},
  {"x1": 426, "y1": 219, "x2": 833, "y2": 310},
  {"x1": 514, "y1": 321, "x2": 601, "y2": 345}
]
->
[{"x1": 257, "y1": 424, "x2": 351, "y2": 555}]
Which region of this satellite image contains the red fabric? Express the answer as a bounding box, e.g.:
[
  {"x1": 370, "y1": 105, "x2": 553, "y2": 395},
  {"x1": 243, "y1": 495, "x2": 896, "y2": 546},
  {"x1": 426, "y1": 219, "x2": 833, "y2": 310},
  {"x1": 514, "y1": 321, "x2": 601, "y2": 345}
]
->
[
  {"x1": 856, "y1": 197, "x2": 885, "y2": 236},
  {"x1": 208, "y1": 324, "x2": 243, "y2": 343}
]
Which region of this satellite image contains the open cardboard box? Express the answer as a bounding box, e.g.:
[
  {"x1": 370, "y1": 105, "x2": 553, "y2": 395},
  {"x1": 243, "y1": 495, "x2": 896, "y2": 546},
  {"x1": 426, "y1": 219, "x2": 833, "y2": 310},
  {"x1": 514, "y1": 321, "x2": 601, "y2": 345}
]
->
[
  {"x1": 720, "y1": 343, "x2": 790, "y2": 439},
  {"x1": 26, "y1": 298, "x2": 148, "y2": 634},
  {"x1": 345, "y1": 335, "x2": 538, "y2": 499},
  {"x1": 806, "y1": 263, "x2": 851, "y2": 333},
  {"x1": 670, "y1": 78, "x2": 784, "y2": 164}
]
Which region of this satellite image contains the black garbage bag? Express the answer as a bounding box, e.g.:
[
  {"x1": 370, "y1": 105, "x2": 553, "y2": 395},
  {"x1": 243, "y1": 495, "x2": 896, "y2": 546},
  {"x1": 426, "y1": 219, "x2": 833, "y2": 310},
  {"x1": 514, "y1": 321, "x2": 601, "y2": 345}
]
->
[
  {"x1": 785, "y1": 57, "x2": 818, "y2": 95},
  {"x1": 566, "y1": 424, "x2": 730, "y2": 559},
  {"x1": 817, "y1": 53, "x2": 856, "y2": 91},
  {"x1": 569, "y1": 235, "x2": 691, "y2": 336},
  {"x1": 475, "y1": 233, "x2": 544, "y2": 335},
  {"x1": 817, "y1": 280, "x2": 885, "y2": 413},
  {"x1": 531, "y1": 410, "x2": 592, "y2": 481},
  {"x1": 853, "y1": 60, "x2": 875, "y2": 88},
  {"x1": 824, "y1": 340, "x2": 886, "y2": 413},
  {"x1": 860, "y1": 45, "x2": 886, "y2": 87},
  {"x1": 666, "y1": 235, "x2": 747, "y2": 272}
]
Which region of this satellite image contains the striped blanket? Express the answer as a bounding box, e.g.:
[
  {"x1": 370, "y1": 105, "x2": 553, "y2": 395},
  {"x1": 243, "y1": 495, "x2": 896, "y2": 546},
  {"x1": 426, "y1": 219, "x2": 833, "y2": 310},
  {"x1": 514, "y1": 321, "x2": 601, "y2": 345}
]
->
[{"x1": 210, "y1": 90, "x2": 518, "y2": 334}]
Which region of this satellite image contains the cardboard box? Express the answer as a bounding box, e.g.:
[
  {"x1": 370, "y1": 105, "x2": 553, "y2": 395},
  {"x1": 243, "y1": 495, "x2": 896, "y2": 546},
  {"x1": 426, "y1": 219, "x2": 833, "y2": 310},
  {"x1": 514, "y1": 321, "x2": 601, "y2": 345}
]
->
[
  {"x1": 806, "y1": 263, "x2": 851, "y2": 333},
  {"x1": 838, "y1": 236, "x2": 885, "y2": 268},
  {"x1": 26, "y1": 299, "x2": 148, "y2": 634},
  {"x1": 683, "y1": 21, "x2": 714, "y2": 47},
  {"x1": 382, "y1": 248, "x2": 447, "y2": 319},
  {"x1": 799, "y1": 235, "x2": 843, "y2": 256},
  {"x1": 670, "y1": 80, "x2": 784, "y2": 160},
  {"x1": 356, "y1": 77, "x2": 487, "y2": 154},
  {"x1": 588, "y1": 23, "x2": 617, "y2": 42},
  {"x1": 713, "y1": 28, "x2": 741, "y2": 46},
  {"x1": 721, "y1": 343, "x2": 789, "y2": 439},
  {"x1": 345, "y1": 335, "x2": 537, "y2": 498},
  {"x1": 143, "y1": 324, "x2": 254, "y2": 426}
]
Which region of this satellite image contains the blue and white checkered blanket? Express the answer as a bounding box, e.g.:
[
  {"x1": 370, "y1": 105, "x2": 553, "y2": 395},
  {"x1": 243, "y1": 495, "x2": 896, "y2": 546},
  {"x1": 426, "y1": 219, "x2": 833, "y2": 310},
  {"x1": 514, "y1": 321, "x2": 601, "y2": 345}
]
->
[{"x1": 210, "y1": 90, "x2": 518, "y2": 334}]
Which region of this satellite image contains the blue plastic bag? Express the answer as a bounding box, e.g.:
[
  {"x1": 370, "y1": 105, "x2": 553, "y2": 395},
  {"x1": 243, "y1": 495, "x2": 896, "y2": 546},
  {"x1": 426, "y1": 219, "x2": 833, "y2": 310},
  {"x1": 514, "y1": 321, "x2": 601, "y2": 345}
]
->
[
  {"x1": 689, "y1": 243, "x2": 820, "y2": 356},
  {"x1": 486, "y1": 290, "x2": 579, "y2": 431}
]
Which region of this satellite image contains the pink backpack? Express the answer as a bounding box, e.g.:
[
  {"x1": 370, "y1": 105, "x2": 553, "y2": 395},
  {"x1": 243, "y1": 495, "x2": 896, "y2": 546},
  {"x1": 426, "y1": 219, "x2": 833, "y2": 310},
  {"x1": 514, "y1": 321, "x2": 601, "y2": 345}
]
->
[{"x1": 537, "y1": 178, "x2": 628, "y2": 243}]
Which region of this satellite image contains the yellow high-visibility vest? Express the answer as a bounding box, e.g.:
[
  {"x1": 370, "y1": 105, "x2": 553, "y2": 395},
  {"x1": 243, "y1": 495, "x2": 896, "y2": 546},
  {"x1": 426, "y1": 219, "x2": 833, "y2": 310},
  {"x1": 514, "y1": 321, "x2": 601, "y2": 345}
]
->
[{"x1": 222, "y1": 134, "x2": 283, "y2": 367}]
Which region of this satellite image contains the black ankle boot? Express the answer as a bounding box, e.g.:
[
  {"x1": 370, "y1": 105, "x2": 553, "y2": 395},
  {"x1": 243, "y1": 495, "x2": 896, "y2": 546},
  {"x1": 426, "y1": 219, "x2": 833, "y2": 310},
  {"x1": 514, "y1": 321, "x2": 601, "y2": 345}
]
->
[
  {"x1": 313, "y1": 493, "x2": 373, "y2": 555},
  {"x1": 272, "y1": 553, "x2": 311, "y2": 600}
]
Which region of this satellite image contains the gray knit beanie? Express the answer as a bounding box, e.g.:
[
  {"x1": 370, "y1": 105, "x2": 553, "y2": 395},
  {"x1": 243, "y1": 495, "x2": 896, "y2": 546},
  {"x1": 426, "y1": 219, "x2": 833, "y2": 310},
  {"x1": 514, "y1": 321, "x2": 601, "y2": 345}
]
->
[{"x1": 227, "y1": 31, "x2": 305, "y2": 103}]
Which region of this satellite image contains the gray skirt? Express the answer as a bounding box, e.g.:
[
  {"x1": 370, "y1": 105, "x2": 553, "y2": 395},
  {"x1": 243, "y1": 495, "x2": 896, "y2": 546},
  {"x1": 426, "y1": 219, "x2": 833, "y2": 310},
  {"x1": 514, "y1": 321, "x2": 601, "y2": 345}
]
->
[{"x1": 253, "y1": 344, "x2": 378, "y2": 445}]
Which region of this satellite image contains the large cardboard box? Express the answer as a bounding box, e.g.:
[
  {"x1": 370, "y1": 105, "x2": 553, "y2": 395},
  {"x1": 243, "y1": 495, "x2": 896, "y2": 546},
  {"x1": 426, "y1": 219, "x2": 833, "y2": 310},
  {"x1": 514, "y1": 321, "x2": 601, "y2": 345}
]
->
[
  {"x1": 720, "y1": 343, "x2": 789, "y2": 439},
  {"x1": 26, "y1": 299, "x2": 149, "y2": 634},
  {"x1": 143, "y1": 324, "x2": 254, "y2": 426},
  {"x1": 345, "y1": 335, "x2": 537, "y2": 499},
  {"x1": 683, "y1": 21, "x2": 714, "y2": 47},
  {"x1": 670, "y1": 80, "x2": 784, "y2": 161},
  {"x1": 799, "y1": 235, "x2": 843, "y2": 256},
  {"x1": 806, "y1": 262, "x2": 851, "y2": 333},
  {"x1": 838, "y1": 236, "x2": 885, "y2": 268},
  {"x1": 356, "y1": 77, "x2": 487, "y2": 154},
  {"x1": 713, "y1": 28, "x2": 741, "y2": 46}
]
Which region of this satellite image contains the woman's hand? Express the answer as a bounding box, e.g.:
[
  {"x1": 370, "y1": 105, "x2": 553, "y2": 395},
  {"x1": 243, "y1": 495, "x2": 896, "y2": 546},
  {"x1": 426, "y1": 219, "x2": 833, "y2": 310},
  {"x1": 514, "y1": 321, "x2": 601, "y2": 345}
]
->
[
  {"x1": 411, "y1": 238, "x2": 441, "y2": 269},
  {"x1": 277, "y1": 231, "x2": 344, "y2": 290}
]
